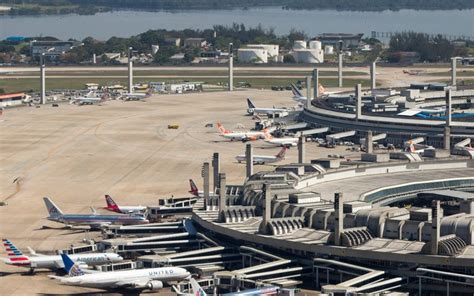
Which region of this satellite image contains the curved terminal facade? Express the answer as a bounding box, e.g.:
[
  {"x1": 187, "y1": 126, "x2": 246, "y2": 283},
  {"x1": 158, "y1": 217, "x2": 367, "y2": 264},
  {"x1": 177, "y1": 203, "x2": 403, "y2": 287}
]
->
[
  {"x1": 301, "y1": 87, "x2": 474, "y2": 148},
  {"x1": 192, "y1": 159, "x2": 474, "y2": 294}
]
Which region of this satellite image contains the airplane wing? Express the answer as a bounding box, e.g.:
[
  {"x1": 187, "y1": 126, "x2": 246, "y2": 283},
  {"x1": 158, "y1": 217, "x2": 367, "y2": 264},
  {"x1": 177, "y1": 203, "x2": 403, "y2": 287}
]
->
[{"x1": 27, "y1": 246, "x2": 47, "y2": 257}]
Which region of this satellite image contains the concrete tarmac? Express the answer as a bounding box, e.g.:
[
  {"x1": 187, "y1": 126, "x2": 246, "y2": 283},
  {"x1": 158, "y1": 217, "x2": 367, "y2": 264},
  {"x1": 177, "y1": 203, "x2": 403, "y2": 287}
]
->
[{"x1": 0, "y1": 89, "x2": 357, "y2": 295}]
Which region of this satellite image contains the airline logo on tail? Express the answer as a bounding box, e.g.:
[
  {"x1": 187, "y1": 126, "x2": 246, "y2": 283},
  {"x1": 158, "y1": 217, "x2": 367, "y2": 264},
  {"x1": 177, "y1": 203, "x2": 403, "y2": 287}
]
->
[
  {"x1": 189, "y1": 179, "x2": 199, "y2": 197},
  {"x1": 105, "y1": 195, "x2": 120, "y2": 212},
  {"x1": 2, "y1": 239, "x2": 29, "y2": 265},
  {"x1": 146, "y1": 88, "x2": 153, "y2": 97},
  {"x1": 43, "y1": 197, "x2": 63, "y2": 217},
  {"x1": 290, "y1": 83, "x2": 303, "y2": 97},
  {"x1": 318, "y1": 83, "x2": 326, "y2": 95},
  {"x1": 247, "y1": 98, "x2": 256, "y2": 110},
  {"x1": 190, "y1": 278, "x2": 207, "y2": 296},
  {"x1": 263, "y1": 129, "x2": 272, "y2": 140},
  {"x1": 276, "y1": 147, "x2": 288, "y2": 159},
  {"x1": 216, "y1": 122, "x2": 230, "y2": 134},
  {"x1": 61, "y1": 253, "x2": 85, "y2": 277}
]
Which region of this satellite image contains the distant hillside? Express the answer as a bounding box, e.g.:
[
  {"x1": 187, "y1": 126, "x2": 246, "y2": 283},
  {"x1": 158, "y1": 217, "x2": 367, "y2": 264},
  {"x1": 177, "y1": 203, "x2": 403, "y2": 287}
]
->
[{"x1": 1, "y1": 0, "x2": 473, "y2": 12}]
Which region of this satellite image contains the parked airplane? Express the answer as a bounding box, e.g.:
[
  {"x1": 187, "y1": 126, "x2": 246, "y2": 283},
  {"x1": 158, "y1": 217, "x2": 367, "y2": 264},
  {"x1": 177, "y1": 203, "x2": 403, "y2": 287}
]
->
[
  {"x1": 189, "y1": 179, "x2": 214, "y2": 197},
  {"x1": 51, "y1": 253, "x2": 190, "y2": 291},
  {"x1": 120, "y1": 89, "x2": 153, "y2": 101},
  {"x1": 246, "y1": 98, "x2": 290, "y2": 116},
  {"x1": 43, "y1": 197, "x2": 149, "y2": 228},
  {"x1": 216, "y1": 123, "x2": 265, "y2": 141},
  {"x1": 1, "y1": 239, "x2": 123, "y2": 272},
  {"x1": 187, "y1": 278, "x2": 279, "y2": 296},
  {"x1": 263, "y1": 129, "x2": 298, "y2": 147},
  {"x1": 104, "y1": 195, "x2": 147, "y2": 214},
  {"x1": 235, "y1": 146, "x2": 287, "y2": 165},
  {"x1": 290, "y1": 83, "x2": 333, "y2": 103},
  {"x1": 71, "y1": 92, "x2": 108, "y2": 105}
]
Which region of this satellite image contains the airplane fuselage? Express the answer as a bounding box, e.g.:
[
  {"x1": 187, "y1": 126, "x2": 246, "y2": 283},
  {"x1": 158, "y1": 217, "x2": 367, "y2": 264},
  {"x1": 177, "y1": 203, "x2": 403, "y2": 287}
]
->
[
  {"x1": 48, "y1": 214, "x2": 149, "y2": 226},
  {"x1": 58, "y1": 266, "x2": 190, "y2": 289},
  {"x1": 4, "y1": 253, "x2": 123, "y2": 270}
]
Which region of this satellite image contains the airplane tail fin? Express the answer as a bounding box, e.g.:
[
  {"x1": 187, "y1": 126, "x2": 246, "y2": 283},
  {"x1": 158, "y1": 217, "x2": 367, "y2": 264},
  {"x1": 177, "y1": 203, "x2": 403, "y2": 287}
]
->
[
  {"x1": 2, "y1": 239, "x2": 29, "y2": 263},
  {"x1": 43, "y1": 197, "x2": 64, "y2": 218},
  {"x1": 216, "y1": 122, "x2": 229, "y2": 134},
  {"x1": 290, "y1": 83, "x2": 303, "y2": 97},
  {"x1": 105, "y1": 195, "x2": 120, "y2": 211},
  {"x1": 61, "y1": 253, "x2": 85, "y2": 277},
  {"x1": 276, "y1": 146, "x2": 288, "y2": 159},
  {"x1": 263, "y1": 128, "x2": 272, "y2": 140},
  {"x1": 318, "y1": 83, "x2": 326, "y2": 95},
  {"x1": 190, "y1": 278, "x2": 207, "y2": 296},
  {"x1": 247, "y1": 98, "x2": 256, "y2": 109},
  {"x1": 189, "y1": 179, "x2": 199, "y2": 197},
  {"x1": 146, "y1": 88, "x2": 153, "y2": 97}
]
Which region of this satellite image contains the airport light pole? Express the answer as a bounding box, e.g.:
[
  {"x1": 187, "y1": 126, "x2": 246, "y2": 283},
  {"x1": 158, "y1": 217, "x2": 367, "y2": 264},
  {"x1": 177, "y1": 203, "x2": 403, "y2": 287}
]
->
[
  {"x1": 313, "y1": 68, "x2": 319, "y2": 99},
  {"x1": 228, "y1": 43, "x2": 234, "y2": 91},
  {"x1": 337, "y1": 40, "x2": 344, "y2": 88},
  {"x1": 40, "y1": 53, "x2": 46, "y2": 105},
  {"x1": 39, "y1": 47, "x2": 55, "y2": 105},
  {"x1": 128, "y1": 47, "x2": 134, "y2": 93},
  {"x1": 451, "y1": 57, "x2": 458, "y2": 87}
]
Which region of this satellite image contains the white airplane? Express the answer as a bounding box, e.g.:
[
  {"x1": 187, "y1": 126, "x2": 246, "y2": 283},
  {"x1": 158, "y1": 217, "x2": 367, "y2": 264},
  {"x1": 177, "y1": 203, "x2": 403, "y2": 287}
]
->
[
  {"x1": 263, "y1": 129, "x2": 299, "y2": 147},
  {"x1": 216, "y1": 123, "x2": 265, "y2": 141},
  {"x1": 235, "y1": 146, "x2": 287, "y2": 165},
  {"x1": 246, "y1": 98, "x2": 290, "y2": 116},
  {"x1": 290, "y1": 83, "x2": 328, "y2": 103},
  {"x1": 120, "y1": 89, "x2": 153, "y2": 101},
  {"x1": 51, "y1": 253, "x2": 190, "y2": 291},
  {"x1": 188, "y1": 179, "x2": 214, "y2": 197},
  {"x1": 103, "y1": 195, "x2": 147, "y2": 214},
  {"x1": 1, "y1": 239, "x2": 123, "y2": 272},
  {"x1": 71, "y1": 91, "x2": 108, "y2": 105}
]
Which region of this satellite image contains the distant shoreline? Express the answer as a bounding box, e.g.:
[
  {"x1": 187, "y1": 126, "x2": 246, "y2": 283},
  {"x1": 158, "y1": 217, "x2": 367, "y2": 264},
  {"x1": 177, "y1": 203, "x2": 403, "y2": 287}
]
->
[{"x1": 1, "y1": 3, "x2": 474, "y2": 17}]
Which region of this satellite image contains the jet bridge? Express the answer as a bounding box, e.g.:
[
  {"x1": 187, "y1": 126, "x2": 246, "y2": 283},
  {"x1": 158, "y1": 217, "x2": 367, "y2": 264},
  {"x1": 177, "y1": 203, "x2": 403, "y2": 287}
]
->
[
  {"x1": 296, "y1": 127, "x2": 329, "y2": 137},
  {"x1": 325, "y1": 130, "x2": 356, "y2": 142},
  {"x1": 313, "y1": 258, "x2": 405, "y2": 294}
]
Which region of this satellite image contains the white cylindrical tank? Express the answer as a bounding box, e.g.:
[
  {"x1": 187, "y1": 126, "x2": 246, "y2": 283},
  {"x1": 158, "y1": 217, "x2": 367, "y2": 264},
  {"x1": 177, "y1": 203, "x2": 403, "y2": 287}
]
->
[
  {"x1": 246, "y1": 44, "x2": 279, "y2": 61},
  {"x1": 293, "y1": 40, "x2": 306, "y2": 50},
  {"x1": 151, "y1": 45, "x2": 159, "y2": 55},
  {"x1": 309, "y1": 40, "x2": 322, "y2": 50},
  {"x1": 324, "y1": 45, "x2": 334, "y2": 55},
  {"x1": 237, "y1": 48, "x2": 268, "y2": 63},
  {"x1": 292, "y1": 49, "x2": 324, "y2": 63}
]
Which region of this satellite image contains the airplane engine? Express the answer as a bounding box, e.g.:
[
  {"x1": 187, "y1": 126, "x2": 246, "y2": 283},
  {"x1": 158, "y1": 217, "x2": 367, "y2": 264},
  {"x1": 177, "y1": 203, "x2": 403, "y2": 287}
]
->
[{"x1": 146, "y1": 280, "x2": 163, "y2": 291}]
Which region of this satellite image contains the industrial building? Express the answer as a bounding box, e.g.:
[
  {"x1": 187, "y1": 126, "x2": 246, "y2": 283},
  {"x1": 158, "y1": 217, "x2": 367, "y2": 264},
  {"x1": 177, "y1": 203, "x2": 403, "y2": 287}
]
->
[
  {"x1": 30, "y1": 40, "x2": 81, "y2": 58},
  {"x1": 237, "y1": 48, "x2": 268, "y2": 64},
  {"x1": 246, "y1": 44, "x2": 280, "y2": 62},
  {"x1": 184, "y1": 38, "x2": 207, "y2": 48},
  {"x1": 291, "y1": 40, "x2": 324, "y2": 63},
  {"x1": 315, "y1": 33, "x2": 364, "y2": 48}
]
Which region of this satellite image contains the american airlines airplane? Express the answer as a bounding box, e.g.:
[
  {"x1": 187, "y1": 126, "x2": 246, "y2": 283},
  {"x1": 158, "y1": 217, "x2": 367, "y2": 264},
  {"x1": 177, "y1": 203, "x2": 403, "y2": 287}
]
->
[
  {"x1": 189, "y1": 179, "x2": 215, "y2": 197},
  {"x1": 43, "y1": 197, "x2": 149, "y2": 228},
  {"x1": 51, "y1": 253, "x2": 190, "y2": 291},
  {"x1": 120, "y1": 89, "x2": 153, "y2": 101},
  {"x1": 246, "y1": 98, "x2": 290, "y2": 116},
  {"x1": 263, "y1": 129, "x2": 298, "y2": 147},
  {"x1": 290, "y1": 83, "x2": 330, "y2": 103},
  {"x1": 216, "y1": 123, "x2": 265, "y2": 141},
  {"x1": 103, "y1": 195, "x2": 147, "y2": 214},
  {"x1": 1, "y1": 239, "x2": 123, "y2": 272},
  {"x1": 235, "y1": 146, "x2": 287, "y2": 165},
  {"x1": 70, "y1": 92, "x2": 108, "y2": 105}
]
